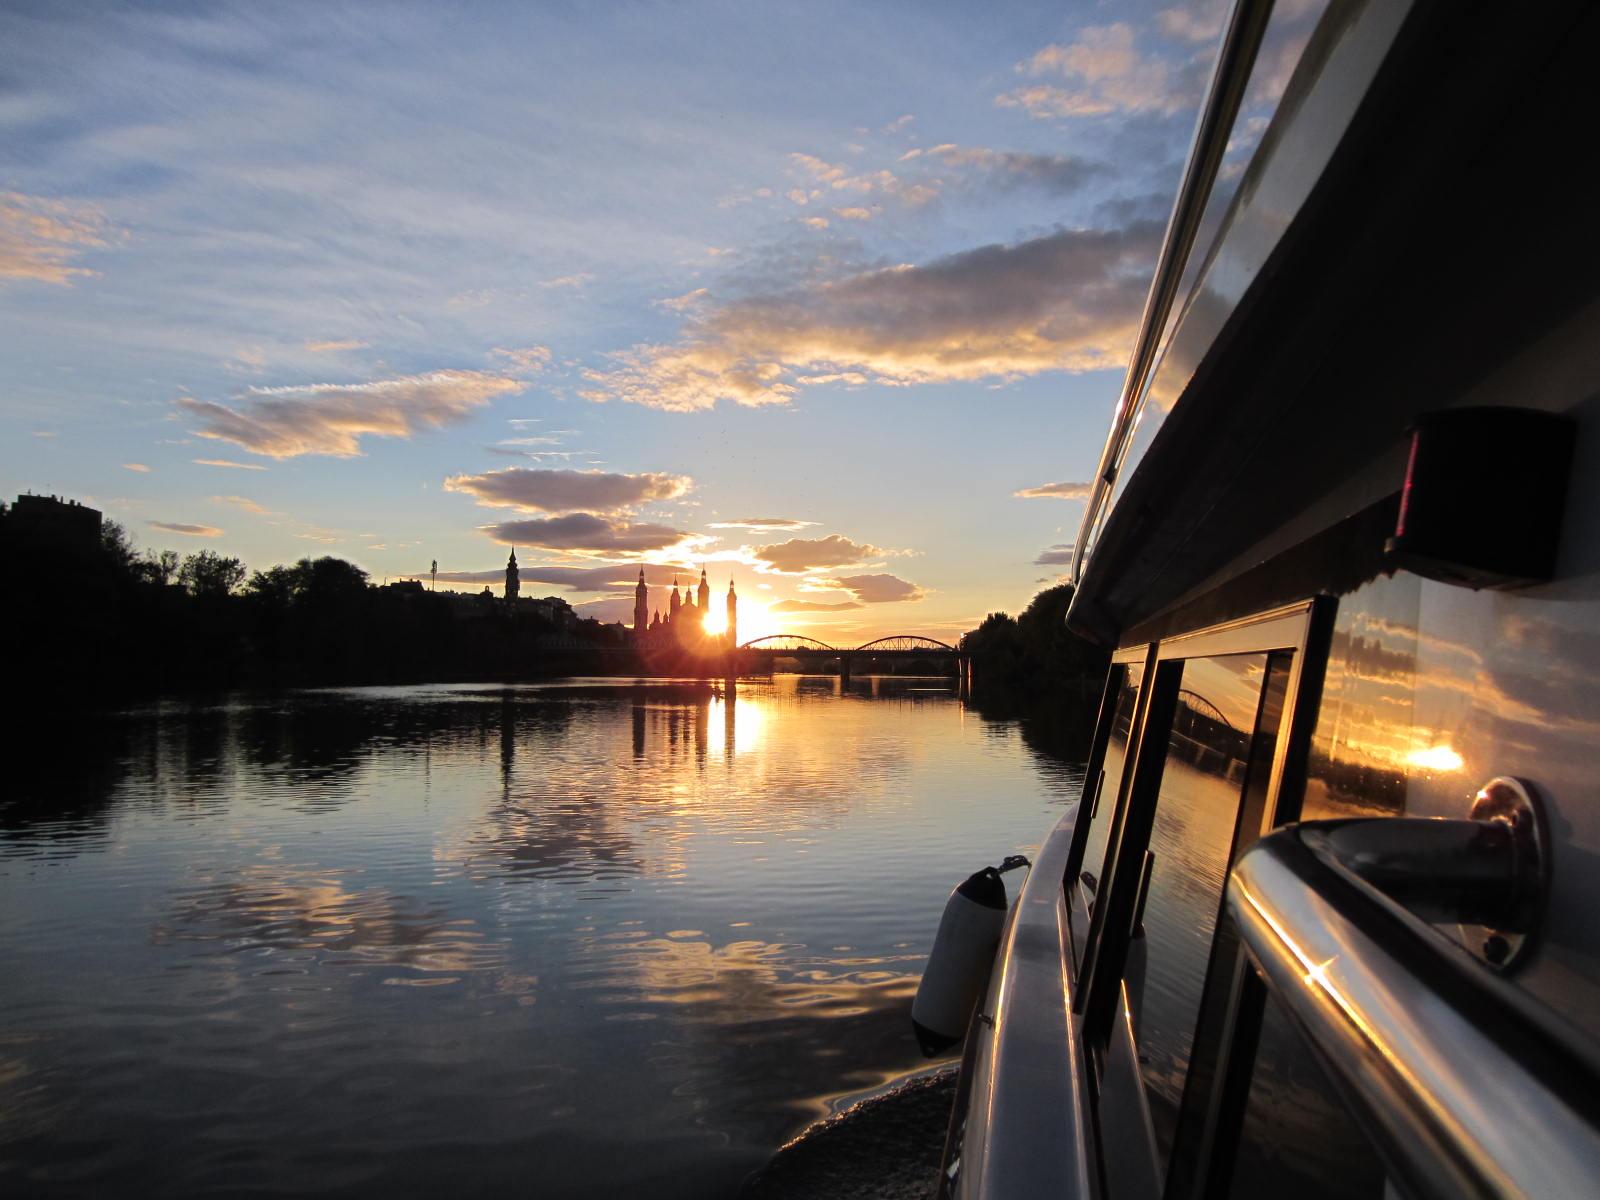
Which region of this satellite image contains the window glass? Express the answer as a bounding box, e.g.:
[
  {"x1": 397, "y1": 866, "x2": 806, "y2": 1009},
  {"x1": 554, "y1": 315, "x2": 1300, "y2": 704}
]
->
[
  {"x1": 1073, "y1": 662, "x2": 1141, "y2": 965},
  {"x1": 1131, "y1": 652, "x2": 1270, "y2": 1175},
  {"x1": 1227, "y1": 998, "x2": 1385, "y2": 1200}
]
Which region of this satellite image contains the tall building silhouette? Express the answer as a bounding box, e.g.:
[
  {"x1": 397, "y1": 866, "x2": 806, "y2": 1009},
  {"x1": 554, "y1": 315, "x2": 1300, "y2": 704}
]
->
[
  {"x1": 631, "y1": 567, "x2": 737, "y2": 654},
  {"x1": 633, "y1": 567, "x2": 649, "y2": 644},
  {"x1": 504, "y1": 548, "x2": 519, "y2": 604}
]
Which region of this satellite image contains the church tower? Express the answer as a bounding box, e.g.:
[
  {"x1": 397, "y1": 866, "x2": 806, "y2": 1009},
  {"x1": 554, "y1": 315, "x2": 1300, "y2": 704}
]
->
[
  {"x1": 697, "y1": 567, "x2": 710, "y2": 612},
  {"x1": 726, "y1": 579, "x2": 737, "y2": 650},
  {"x1": 633, "y1": 568, "x2": 648, "y2": 644},
  {"x1": 670, "y1": 577, "x2": 681, "y2": 624},
  {"x1": 505, "y1": 548, "x2": 520, "y2": 604}
]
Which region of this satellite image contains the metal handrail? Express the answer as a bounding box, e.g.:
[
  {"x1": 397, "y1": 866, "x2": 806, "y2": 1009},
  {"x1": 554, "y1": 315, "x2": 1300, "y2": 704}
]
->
[
  {"x1": 1069, "y1": 0, "x2": 1272, "y2": 586},
  {"x1": 1228, "y1": 822, "x2": 1600, "y2": 1199}
]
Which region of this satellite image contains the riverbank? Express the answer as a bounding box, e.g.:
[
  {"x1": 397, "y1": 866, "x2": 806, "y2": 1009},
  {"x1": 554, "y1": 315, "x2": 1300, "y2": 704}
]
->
[{"x1": 741, "y1": 1069, "x2": 957, "y2": 1200}]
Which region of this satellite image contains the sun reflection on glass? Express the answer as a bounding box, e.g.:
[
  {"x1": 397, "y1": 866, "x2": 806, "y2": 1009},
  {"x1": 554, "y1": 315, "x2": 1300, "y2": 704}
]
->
[{"x1": 1405, "y1": 745, "x2": 1464, "y2": 772}]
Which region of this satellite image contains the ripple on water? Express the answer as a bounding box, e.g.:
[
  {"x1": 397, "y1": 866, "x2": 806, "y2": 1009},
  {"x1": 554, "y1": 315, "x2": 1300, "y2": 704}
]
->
[{"x1": 0, "y1": 677, "x2": 1084, "y2": 1198}]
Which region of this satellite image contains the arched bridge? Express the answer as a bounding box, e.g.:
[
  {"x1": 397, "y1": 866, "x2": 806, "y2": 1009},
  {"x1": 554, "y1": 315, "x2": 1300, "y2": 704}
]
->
[{"x1": 736, "y1": 634, "x2": 964, "y2": 682}]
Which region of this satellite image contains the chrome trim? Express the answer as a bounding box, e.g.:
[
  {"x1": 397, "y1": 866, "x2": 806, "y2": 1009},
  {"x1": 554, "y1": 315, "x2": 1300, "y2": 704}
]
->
[
  {"x1": 1069, "y1": 0, "x2": 1272, "y2": 586},
  {"x1": 1228, "y1": 824, "x2": 1600, "y2": 1199},
  {"x1": 953, "y1": 807, "x2": 1094, "y2": 1199}
]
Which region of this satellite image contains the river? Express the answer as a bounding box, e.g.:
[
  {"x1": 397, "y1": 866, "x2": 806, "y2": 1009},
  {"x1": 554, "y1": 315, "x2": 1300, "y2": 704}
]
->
[{"x1": 0, "y1": 676, "x2": 1084, "y2": 1198}]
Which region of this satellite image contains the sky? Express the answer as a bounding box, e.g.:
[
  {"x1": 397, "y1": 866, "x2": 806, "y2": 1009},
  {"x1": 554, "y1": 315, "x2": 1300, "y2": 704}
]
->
[{"x1": 0, "y1": 0, "x2": 1227, "y2": 643}]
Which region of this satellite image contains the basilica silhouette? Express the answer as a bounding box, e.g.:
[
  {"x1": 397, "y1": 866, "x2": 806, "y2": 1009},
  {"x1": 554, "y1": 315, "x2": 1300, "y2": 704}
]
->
[{"x1": 633, "y1": 567, "x2": 736, "y2": 654}]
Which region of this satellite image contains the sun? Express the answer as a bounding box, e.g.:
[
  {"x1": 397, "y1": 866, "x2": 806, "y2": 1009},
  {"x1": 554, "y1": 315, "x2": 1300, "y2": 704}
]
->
[{"x1": 701, "y1": 596, "x2": 781, "y2": 644}]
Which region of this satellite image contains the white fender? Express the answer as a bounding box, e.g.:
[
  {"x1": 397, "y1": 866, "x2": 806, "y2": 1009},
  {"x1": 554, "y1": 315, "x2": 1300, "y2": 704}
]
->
[{"x1": 912, "y1": 866, "x2": 1009, "y2": 1055}]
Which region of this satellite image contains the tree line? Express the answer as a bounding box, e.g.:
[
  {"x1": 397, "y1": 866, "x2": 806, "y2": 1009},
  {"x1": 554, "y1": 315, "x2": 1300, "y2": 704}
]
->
[{"x1": 5, "y1": 508, "x2": 623, "y2": 707}]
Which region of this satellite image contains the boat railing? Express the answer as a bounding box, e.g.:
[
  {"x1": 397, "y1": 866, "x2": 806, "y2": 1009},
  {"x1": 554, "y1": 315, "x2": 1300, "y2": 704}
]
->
[{"x1": 1227, "y1": 818, "x2": 1600, "y2": 1200}]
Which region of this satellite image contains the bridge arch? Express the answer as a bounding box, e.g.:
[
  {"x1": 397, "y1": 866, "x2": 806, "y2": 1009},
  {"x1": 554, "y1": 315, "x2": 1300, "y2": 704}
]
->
[
  {"x1": 739, "y1": 634, "x2": 840, "y2": 652},
  {"x1": 852, "y1": 635, "x2": 958, "y2": 653}
]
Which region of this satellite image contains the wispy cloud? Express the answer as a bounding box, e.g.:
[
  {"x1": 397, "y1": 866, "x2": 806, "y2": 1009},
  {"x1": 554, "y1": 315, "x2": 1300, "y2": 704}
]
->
[
  {"x1": 1015, "y1": 479, "x2": 1093, "y2": 500},
  {"x1": 0, "y1": 191, "x2": 111, "y2": 286},
  {"x1": 490, "y1": 345, "x2": 553, "y2": 374},
  {"x1": 708, "y1": 517, "x2": 816, "y2": 531},
  {"x1": 484, "y1": 513, "x2": 702, "y2": 556},
  {"x1": 997, "y1": 24, "x2": 1196, "y2": 119},
  {"x1": 540, "y1": 273, "x2": 594, "y2": 289},
  {"x1": 304, "y1": 338, "x2": 370, "y2": 353},
  {"x1": 122, "y1": 462, "x2": 151, "y2": 473},
  {"x1": 193, "y1": 458, "x2": 268, "y2": 471},
  {"x1": 210, "y1": 494, "x2": 272, "y2": 514},
  {"x1": 828, "y1": 572, "x2": 924, "y2": 603},
  {"x1": 178, "y1": 370, "x2": 524, "y2": 458},
  {"x1": 582, "y1": 223, "x2": 1158, "y2": 411},
  {"x1": 149, "y1": 520, "x2": 222, "y2": 537},
  {"x1": 906, "y1": 145, "x2": 1102, "y2": 194},
  {"x1": 770, "y1": 597, "x2": 863, "y2": 613},
  {"x1": 1035, "y1": 543, "x2": 1075, "y2": 565},
  {"x1": 444, "y1": 467, "x2": 691, "y2": 514}
]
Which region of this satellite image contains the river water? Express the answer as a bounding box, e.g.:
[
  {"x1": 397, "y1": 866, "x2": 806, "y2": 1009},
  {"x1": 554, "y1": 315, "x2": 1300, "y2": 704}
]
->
[{"x1": 0, "y1": 676, "x2": 1083, "y2": 1198}]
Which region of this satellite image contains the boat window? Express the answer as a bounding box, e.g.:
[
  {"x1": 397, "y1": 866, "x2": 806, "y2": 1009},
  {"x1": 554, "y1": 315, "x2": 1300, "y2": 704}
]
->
[
  {"x1": 1224, "y1": 996, "x2": 1385, "y2": 1200},
  {"x1": 1072, "y1": 661, "x2": 1142, "y2": 967},
  {"x1": 1125, "y1": 651, "x2": 1280, "y2": 1180}
]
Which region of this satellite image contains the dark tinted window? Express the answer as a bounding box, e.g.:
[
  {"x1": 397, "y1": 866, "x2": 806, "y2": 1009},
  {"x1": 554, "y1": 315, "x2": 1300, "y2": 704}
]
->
[
  {"x1": 1073, "y1": 662, "x2": 1141, "y2": 965},
  {"x1": 1227, "y1": 998, "x2": 1385, "y2": 1200},
  {"x1": 1131, "y1": 653, "x2": 1270, "y2": 1175}
]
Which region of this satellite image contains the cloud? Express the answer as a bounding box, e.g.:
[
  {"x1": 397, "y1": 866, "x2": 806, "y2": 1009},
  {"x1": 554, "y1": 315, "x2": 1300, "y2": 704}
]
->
[
  {"x1": 177, "y1": 370, "x2": 524, "y2": 458},
  {"x1": 211, "y1": 494, "x2": 272, "y2": 514},
  {"x1": 801, "y1": 216, "x2": 830, "y2": 230},
  {"x1": 193, "y1": 457, "x2": 268, "y2": 470},
  {"x1": 149, "y1": 520, "x2": 222, "y2": 538},
  {"x1": 582, "y1": 223, "x2": 1158, "y2": 411},
  {"x1": 1156, "y1": 1, "x2": 1229, "y2": 43},
  {"x1": 770, "y1": 598, "x2": 863, "y2": 613},
  {"x1": 708, "y1": 517, "x2": 817, "y2": 531},
  {"x1": 491, "y1": 345, "x2": 553, "y2": 374},
  {"x1": 1015, "y1": 479, "x2": 1093, "y2": 500},
  {"x1": 540, "y1": 273, "x2": 593, "y2": 289},
  {"x1": 998, "y1": 24, "x2": 1195, "y2": 119},
  {"x1": 657, "y1": 288, "x2": 709, "y2": 313},
  {"x1": 304, "y1": 339, "x2": 370, "y2": 353},
  {"x1": 428, "y1": 561, "x2": 686, "y2": 593},
  {"x1": 122, "y1": 462, "x2": 151, "y2": 473},
  {"x1": 919, "y1": 145, "x2": 1102, "y2": 194},
  {"x1": 0, "y1": 191, "x2": 111, "y2": 285},
  {"x1": 829, "y1": 573, "x2": 925, "y2": 603},
  {"x1": 832, "y1": 206, "x2": 875, "y2": 221},
  {"x1": 484, "y1": 513, "x2": 698, "y2": 555},
  {"x1": 753, "y1": 534, "x2": 883, "y2": 573},
  {"x1": 445, "y1": 467, "x2": 692, "y2": 514},
  {"x1": 1035, "y1": 543, "x2": 1076, "y2": 565}
]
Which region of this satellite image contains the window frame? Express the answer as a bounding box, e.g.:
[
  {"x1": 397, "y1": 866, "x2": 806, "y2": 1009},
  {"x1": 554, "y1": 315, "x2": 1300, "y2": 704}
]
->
[{"x1": 1069, "y1": 597, "x2": 1336, "y2": 1198}]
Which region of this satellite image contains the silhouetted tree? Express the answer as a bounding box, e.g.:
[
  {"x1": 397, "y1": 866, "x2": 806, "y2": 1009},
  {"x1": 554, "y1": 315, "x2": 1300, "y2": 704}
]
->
[{"x1": 177, "y1": 550, "x2": 247, "y2": 597}]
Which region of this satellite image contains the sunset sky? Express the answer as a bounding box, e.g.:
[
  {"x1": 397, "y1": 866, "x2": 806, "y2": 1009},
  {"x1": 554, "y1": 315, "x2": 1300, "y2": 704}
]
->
[{"x1": 1, "y1": 1, "x2": 1227, "y2": 640}]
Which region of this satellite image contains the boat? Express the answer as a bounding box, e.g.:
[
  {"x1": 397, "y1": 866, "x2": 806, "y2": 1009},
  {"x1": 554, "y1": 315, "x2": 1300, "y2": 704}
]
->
[{"x1": 929, "y1": 2, "x2": 1600, "y2": 1196}]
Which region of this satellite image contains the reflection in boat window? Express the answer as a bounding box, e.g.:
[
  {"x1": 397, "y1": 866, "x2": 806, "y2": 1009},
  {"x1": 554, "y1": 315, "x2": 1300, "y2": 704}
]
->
[
  {"x1": 1127, "y1": 652, "x2": 1269, "y2": 1179},
  {"x1": 1073, "y1": 664, "x2": 1141, "y2": 967},
  {"x1": 1227, "y1": 997, "x2": 1384, "y2": 1199}
]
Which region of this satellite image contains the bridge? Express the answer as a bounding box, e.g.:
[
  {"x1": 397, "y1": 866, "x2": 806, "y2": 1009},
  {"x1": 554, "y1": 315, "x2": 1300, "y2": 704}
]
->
[{"x1": 736, "y1": 634, "x2": 965, "y2": 683}]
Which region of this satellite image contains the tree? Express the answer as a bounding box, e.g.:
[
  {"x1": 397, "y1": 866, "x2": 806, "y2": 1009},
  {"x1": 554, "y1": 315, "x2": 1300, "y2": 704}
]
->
[
  {"x1": 177, "y1": 550, "x2": 247, "y2": 597},
  {"x1": 138, "y1": 548, "x2": 181, "y2": 586}
]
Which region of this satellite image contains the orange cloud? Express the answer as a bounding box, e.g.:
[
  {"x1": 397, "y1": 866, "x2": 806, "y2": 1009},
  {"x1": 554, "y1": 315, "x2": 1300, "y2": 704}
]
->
[
  {"x1": 444, "y1": 467, "x2": 691, "y2": 514},
  {"x1": 178, "y1": 370, "x2": 524, "y2": 458},
  {"x1": 0, "y1": 191, "x2": 111, "y2": 285},
  {"x1": 581, "y1": 224, "x2": 1157, "y2": 412}
]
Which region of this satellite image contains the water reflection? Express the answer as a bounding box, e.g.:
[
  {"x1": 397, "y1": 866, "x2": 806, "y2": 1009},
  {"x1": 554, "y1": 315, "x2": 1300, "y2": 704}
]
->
[{"x1": 0, "y1": 676, "x2": 1082, "y2": 1199}]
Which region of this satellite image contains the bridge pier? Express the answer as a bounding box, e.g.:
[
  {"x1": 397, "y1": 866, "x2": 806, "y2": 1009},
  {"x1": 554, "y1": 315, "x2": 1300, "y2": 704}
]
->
[{"x1": 840, "y1": 655, "x2": 851, "y2": 686}]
